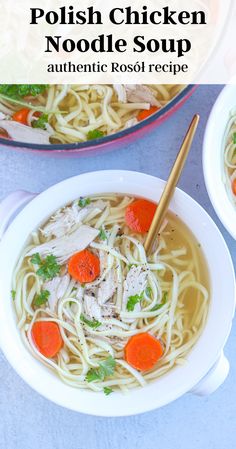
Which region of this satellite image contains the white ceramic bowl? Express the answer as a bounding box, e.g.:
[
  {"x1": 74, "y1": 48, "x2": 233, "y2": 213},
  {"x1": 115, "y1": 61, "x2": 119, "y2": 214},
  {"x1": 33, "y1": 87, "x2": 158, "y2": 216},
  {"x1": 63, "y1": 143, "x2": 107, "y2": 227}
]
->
[
  {"x1": 0, "y1": 170, "x2": 235, "y2": 417},
  {"x1": 203, "y1": 84, "x2": 236, "y2": 239}
]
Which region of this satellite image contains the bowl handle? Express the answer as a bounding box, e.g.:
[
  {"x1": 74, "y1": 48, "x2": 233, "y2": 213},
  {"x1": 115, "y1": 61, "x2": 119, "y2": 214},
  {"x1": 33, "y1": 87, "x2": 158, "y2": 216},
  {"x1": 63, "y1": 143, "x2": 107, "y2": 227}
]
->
[
  {"x1": 191, "y1": 351, "x2": 229, "y2": 396},
  {"x1": 0, "y1": 190, "x2": 36, "y2": 239}
]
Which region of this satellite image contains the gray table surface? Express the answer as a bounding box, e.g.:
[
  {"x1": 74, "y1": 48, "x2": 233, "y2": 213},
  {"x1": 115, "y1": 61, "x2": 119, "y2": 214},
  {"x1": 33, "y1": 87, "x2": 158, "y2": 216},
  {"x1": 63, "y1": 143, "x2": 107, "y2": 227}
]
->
[{"x1": 0, "y1": 85, "x2": 235, "y2": 449}]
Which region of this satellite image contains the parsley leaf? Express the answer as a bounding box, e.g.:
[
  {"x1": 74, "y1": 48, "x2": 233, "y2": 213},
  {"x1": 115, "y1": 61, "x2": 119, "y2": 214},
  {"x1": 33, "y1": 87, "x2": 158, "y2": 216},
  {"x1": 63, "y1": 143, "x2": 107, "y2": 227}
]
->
[
  {"x1": 86, "y1": 370, "x2": 101, "y2": 382},
  {"x1": 87, "y1": 129, "x2": 104, "y2": 140},
  {"x1": 80, "y1": 313, "x2": 101, "y2": 329},
  {"x1": 233, "y1": 132, "x2": 236, "y2": 145},
  {"x1": 32, "y1": 113, "x2": 48, "y2": 130},
  {"x1": 11, "y1": 290, "x2": 16, "y2": 300},
  {"x1": 99, "y1": 227, "x2": 107, "y2": 241},
  {"x1": 78, "y1": 197, "x2": 91, "y2": 208},
  {"x1": 127, "y1": 291, "x2": 144, "y2": 312},
  {"x1": 99, "y1": 357, "x2": 116, "y2": 377},
  {"x1": 0, "y1": 84, "x2": 48, "y2": 100},
  {"x1": 34, "y1": 289, "x2": 50, "y2": 307},
  {"x1": 86, "y1": 356, "x2": 116, "y2": 383},
  {"x1": 36, "y1": 255, "x2": 60, "y2": 280},
  {"x1": 30, "y1": 253, "x2": 61, "y2": 281},
  {"x1": 31, "y1": 253, "x2": 41, "y2": 265},
  {"x1": 103, "y1": 387, "x2": 113, "y2": 396},
  {"x1": 151, "y1": 291, "x2": 168, "y2": 312}
]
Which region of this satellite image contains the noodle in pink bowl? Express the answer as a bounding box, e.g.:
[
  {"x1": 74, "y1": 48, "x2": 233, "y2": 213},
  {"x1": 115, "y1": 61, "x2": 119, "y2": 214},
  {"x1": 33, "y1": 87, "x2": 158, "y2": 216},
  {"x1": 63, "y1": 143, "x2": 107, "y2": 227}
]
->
[{"x1": 0, "y1": 85, "x2": 195, "y2": 155}]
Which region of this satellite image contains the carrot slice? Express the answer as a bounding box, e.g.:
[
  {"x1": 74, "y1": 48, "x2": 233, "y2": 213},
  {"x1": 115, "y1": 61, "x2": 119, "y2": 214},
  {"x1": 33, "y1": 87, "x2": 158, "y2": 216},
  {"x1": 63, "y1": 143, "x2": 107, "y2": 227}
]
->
[
  {"x1": 31, "y1": 321, "x2": 63, "y2": 358},
  {"x1": 124, "y1": 333, "x2": 163, "y2": 371},
  {"x1": 125, "y1": 198, "x2": 157, "y2": 233},
  {"x1": 137, "y1": 106, "x2": 159, "y2": 122},
  {"x1": 12, "y1": 108, "x2": 30, "y2": 125},
  {"x1": 232, "y1": 179, "x2": 236, "y2": 196},
  {"x1": 68, "y1": 249, "x2": 100, "y2": 283}
]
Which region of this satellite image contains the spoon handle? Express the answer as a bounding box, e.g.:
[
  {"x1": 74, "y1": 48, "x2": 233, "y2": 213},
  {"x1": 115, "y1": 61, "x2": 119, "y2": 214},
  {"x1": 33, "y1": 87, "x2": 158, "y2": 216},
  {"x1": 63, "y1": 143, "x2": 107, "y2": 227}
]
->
[{"x1": 144, "y1": 114, "x2": 200, "y2": 255}]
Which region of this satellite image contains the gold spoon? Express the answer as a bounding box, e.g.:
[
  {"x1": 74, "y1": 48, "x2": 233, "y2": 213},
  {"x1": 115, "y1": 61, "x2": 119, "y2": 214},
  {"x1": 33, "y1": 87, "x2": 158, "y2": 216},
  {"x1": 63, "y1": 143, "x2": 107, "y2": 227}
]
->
[{"x1": 144, "y1": 114, "x2": 200, "y2": 256}]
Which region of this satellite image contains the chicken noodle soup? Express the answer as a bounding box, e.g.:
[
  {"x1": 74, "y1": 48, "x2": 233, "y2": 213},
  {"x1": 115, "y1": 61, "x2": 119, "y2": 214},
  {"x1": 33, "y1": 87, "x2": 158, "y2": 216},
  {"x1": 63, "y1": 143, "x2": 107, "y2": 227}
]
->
[
  {"x1": 0, "y1": 84, "x2": 183, "y2": 145},
  {"x1": 13, "y1": 194, "x2": 209, "y2": 393},
  {"x1": 224, "y1": 112, "x2": 236, "y2": 204}
]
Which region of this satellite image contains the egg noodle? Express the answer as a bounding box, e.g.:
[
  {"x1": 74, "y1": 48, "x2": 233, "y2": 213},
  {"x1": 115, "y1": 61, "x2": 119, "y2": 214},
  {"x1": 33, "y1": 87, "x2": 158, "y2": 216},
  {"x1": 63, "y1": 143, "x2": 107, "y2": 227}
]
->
[
  {"x1": 224, "y1": 113, "x2": 236, "y2": 205},
  {"x1": 13, "y1": 194, "x2": 209, "y2": 393},
  {"x1": 0, "y1": 84, "x2": 182, "y2": 144}
]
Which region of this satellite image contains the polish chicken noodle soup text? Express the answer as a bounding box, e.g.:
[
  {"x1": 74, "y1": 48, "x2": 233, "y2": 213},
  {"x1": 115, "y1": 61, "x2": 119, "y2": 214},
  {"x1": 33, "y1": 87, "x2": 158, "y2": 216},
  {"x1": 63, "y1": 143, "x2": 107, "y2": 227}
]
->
[{"x1": 13, "y1": 194, "x2": 210, "y2": 394}]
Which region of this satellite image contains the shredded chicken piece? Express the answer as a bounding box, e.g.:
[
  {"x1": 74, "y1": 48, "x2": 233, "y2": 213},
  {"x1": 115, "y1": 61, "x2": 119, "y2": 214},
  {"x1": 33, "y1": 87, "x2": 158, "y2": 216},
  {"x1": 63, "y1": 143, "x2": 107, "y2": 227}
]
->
[
  {"x1": 102, "y1": 303, "x2": 116, "y2": 317},
  {"x1": 124, "y1": 85, "x2": 162, "y2": 107},
  {"x1": 75, "y1": 285, "x2": 85, "y2": 301},
  {"x1": 97, "y1": 269, "x2": 117, "y2": 305},
  {"x1": 123, "y1": 266, "x2": 148, "y2": 316},
  {"x1": 41, "y1": 200, "x2": 107, "y2": 238},
  {"x1": 83, "y1": 294, "x2": 102, "y2": 321},
  {"x1": 0, "y1": 120, "x2": 52, "y2": 144},
  {"x1": 27, "y1": 225, "x2": 99, "y2": 263},
  {"x1": 113, "y1": 84, "x2": 127, "y2": 103},
  {"x1": 44, "y1": 274, "x2": 70, "y2": 312},
  {"x1": 99, "y1": 251, "x2": 108, "y2": 272}
]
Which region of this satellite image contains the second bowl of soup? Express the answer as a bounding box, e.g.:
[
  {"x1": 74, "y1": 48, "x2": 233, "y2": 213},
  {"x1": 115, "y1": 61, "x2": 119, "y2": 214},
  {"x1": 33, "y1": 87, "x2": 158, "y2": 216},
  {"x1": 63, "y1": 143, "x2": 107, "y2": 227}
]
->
[{"x1": 203, "y1": 84, "x2": 236, "y2": 240}]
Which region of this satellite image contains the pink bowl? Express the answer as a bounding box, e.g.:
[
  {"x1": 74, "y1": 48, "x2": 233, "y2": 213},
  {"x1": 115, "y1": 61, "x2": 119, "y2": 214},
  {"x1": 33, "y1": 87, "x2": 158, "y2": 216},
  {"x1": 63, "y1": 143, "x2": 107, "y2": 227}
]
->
[{"x1": 0, "y1": 85, "x2": 196, "y2": 157}]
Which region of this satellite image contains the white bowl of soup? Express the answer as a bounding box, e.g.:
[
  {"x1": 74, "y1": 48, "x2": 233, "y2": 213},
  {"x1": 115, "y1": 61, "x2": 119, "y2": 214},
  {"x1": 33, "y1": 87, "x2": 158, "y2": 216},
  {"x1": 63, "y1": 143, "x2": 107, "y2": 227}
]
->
[
  {"x1": 203, "y1": 84, "x2": 236, "y2": 239},
  {"x1": 0, "y1": 170, "x2": 234, "y2": 416}
]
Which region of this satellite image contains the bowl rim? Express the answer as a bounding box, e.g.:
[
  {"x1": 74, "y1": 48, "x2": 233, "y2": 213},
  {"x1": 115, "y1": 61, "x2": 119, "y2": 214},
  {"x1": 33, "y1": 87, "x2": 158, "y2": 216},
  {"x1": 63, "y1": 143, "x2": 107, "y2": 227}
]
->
[
  {"x1": 203, "y1": 84, "x2": 236, "y2": 240},
  {"x1": 0, "y1": 85, "x2": 194, "y2": 152},
  {"x1": 0, "y1": 170, "x2": 235, "y2": 416}
]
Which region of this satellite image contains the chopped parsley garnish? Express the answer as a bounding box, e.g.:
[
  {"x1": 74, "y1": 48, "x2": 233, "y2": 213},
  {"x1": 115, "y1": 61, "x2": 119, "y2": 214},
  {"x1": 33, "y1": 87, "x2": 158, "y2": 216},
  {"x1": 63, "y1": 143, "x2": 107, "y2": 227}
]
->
[
  {"x1": 99, "y1": 227, "x2": 107, "y2": 241},
  {"x1": 80, "y1": 313, "x2": 101, "y2": 329},
  {"x1": 151, "y1": 291, "x2": 168, "y2": 312},
  {"x1": 86, "y1": 370, "x2": 102, "y2": 383},
  {"x1": 31, "y1": 253, "x2": 61, "y2": 280},
  {"x1": 34, "y1": 289, "x2": 50, "y2": 307},
  {"x1": 11, "y1": 290, "x2": 16, "y2": 300},
  {"x1": 0, "y1": 84, "x2": 48, "y2": 100},
  {"x1": 127, "y1": 291, "x2": 144, "y2": 312},
  {"x1": 86, "y1": 356, "x2": 116, "y2": 382},
  {"x1": 103, "y1": 387, "x2": 113, "y2": 396},
  {"x1": 78, "y1": 197, "x2": 91, "y2": 208},
  {"x1": 233, "y1": 132, "x2": 236, "y2": 145},
  {"x1": 32, "y1": 113, "x2": 48, "y2": 130},
  {"x1": 145, "y1": 286, "x2": 152, "y2": 298},
  {"x1": 87, "y1": 129, "x2": 104, "y2": 140},
  {"x1": 30, "y1": 253, "x2": 41, "y2": 265}
]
